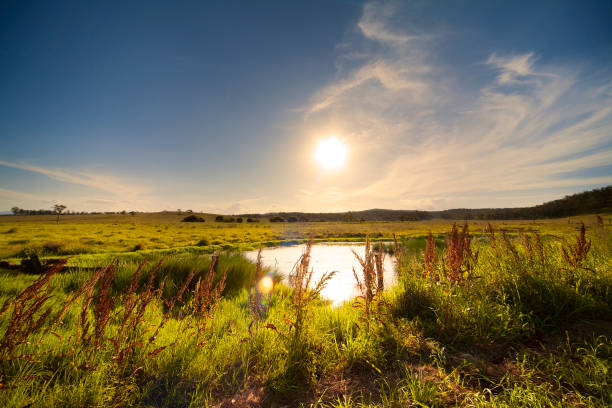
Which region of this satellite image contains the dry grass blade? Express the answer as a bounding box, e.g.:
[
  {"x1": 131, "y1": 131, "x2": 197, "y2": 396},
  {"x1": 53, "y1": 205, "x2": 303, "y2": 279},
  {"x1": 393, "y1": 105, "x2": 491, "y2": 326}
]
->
[
  {"x1": 351, "y1": 235, "x2": 389, "y2": 330},
  {"x1": 249, "y1": 248, "x2": 270, "y2": 323},
  {"x1": 0, "y1": 260, "x2": 66, "y2": 361},
  {"x1": 442, "y1": 223, "x2": 478, "y2": 285},
  {"x1": 533, "y1": 232, "x2": 545, "y2": 262},
  {"x1": 562, "y1": 222, "x2": 592, "y2": 269},
  {"x1": 392, "y1": 233, "x2": 403, "y2": 273},
  {"x1": 311, "y1": 270, "x2": 336, "y2": 298},
  {"x1": 287, "y1": 239, "x2": 334, "y2": 341},
  {"x1": 424, "y1": 232, "x2": 437, "y2": 279},
  {"x1": 500, "y1": 230, "x2": 520, "y2": 264},
  {"x1": 190, "y1": 253, "x2": 227, "y2": 343},
  {"x1": 254, "y1": 247, "x2": 263, "y2": 282},
  {"x1": 92, "y1": 264, "x2": 116, "y2": 354},
  {"x1": 351, "y1": 236, "x2": 376, "y2": 302},
  {"x1": 375, "y1": 242, "x2": 384, "y2": 292}
]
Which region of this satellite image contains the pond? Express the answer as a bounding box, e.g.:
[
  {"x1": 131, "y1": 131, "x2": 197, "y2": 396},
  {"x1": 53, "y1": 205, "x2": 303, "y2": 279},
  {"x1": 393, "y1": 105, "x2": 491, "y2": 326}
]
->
[{"x1": 244, "y1": 243, "x2": 396, "y2": 306}]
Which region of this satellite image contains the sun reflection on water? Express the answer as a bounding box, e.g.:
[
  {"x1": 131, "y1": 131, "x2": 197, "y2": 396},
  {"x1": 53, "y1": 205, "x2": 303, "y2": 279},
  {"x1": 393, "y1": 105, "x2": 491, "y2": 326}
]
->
[{"x1": 245, "y1": 243, "x2": 395, "y2": 306}]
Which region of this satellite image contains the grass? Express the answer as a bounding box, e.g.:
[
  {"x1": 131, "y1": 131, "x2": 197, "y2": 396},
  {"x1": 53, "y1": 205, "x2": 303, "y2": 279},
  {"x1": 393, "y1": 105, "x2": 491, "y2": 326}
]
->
[
  {"x1": 0, "y1": 212, "x2": 597, "y2": 261},
  {"x1": 0, "y1": 215, "x2": 610, "y2": 407}
]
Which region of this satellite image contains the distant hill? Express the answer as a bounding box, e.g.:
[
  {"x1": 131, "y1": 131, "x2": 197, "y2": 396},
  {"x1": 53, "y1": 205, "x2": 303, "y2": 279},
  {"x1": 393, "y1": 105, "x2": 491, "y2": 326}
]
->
[
  {"x1": 5, "y1": 186, "x2": 610, "y2": 222},
  {"x1": 243, "y1": 186, "x2": 612, "y2": 222}
]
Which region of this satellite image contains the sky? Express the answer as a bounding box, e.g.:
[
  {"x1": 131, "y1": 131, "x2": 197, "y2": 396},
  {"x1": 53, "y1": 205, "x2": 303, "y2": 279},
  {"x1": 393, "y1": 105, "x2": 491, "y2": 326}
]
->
[{"x1": 1, "y1": 0, "x2": 611, "y2": 214}]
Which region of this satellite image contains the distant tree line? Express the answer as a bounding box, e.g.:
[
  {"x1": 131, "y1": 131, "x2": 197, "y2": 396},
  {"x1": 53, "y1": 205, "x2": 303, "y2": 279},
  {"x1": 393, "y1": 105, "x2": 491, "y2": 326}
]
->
[
  {"x1": 9, "y1": 186, "x2": 610, "y2": 222},
  {"x1": 11, "y1": 207, "x2": 55, "y2": 215},
  {"x1": 520, "y1": 186, "x2": 612, "y2": 218},
  {"x1": 434, "y1": 187, "x2": 612, "y2": 220},
  {"x1": 10, "y1": 207, "x2": 141, "y2": 216},
  {"x1": 214, "y1": 215, "x2": 248, "y2": 223},
  {"x1": 10, "y1": 204, "x2": 68, "y2": 223}
]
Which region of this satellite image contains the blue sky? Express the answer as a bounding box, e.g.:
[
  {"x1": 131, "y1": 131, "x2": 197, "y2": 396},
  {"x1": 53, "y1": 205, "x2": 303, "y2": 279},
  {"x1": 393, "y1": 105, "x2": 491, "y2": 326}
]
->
[{"x1": 1, "y1": 0, "x2": 611, "y2": 213}]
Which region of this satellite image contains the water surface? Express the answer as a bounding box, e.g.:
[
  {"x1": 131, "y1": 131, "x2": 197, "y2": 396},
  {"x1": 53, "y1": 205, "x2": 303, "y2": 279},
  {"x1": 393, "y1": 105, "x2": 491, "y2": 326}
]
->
[{"x1": 245, "y1": 243, "x2": 396, "y2": 306}]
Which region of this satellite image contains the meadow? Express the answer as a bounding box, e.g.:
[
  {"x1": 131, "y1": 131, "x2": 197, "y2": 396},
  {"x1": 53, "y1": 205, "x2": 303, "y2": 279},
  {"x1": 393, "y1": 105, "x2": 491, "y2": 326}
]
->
[
  {"x1": 0, "y1": 214, "x2": 610, "y2": 407},
  {"x1": 0, "y1": 212, "x2": 591, "y2": 263}
]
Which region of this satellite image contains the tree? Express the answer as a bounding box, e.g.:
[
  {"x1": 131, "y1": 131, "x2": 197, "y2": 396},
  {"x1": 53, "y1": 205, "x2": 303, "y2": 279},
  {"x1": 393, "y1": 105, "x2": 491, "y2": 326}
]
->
[
  {"x1": 182, "y1": 215, "x2": 205, "y2": 222},
  {"x1": 269, "y1": 216, "x2": 285, "y2": 222},
  {"x1": 11, "y1": 206, "x2": 20, "y2": 215},
  {"x1": 53, "y1": 204, "x2": 67, "y2": 224}
]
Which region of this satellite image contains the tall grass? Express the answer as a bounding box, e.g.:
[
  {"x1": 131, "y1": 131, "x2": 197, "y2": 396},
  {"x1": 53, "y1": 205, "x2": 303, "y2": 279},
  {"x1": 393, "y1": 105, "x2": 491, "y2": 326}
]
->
[
  {"x1": 0, "y1": 254, "x2": 227, "y2": 406},
  {"x1": 351, "y1": 236, "x2": 390, "y2": 332},
  {"x1": 0, "y1": 221, "x2": 610, "y2": 407},
  {"x1": 280, "y1": 240, "x2": 335, "y2": 386}
]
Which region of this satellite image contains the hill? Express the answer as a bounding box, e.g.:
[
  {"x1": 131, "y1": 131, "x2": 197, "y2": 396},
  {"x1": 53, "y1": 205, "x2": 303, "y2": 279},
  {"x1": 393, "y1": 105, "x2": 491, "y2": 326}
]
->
[{"x1": 250, "y1": 186, "x2": 612, "y2": 221}]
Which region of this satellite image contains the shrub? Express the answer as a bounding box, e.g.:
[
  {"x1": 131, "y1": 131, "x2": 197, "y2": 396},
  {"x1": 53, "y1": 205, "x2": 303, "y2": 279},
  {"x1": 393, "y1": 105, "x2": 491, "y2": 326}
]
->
[
  {"x1": 182, "y1": 215, "x2": 205, "y2": 222},
  {"x1": 196, "y1": 238, "x2": 209, "y2": 246},
  {"x1": 269, "y1": 216, "x2": 285, "y2": 222},
  {"x1": 42, "y1": 241, "x2": 63, "y2": 254},
  {"x1": 215, "y1": 215, "x2": 224, "y2": 222},
  {"x1": 8, "y1": 239, "x2": 28, "y2": 245}
]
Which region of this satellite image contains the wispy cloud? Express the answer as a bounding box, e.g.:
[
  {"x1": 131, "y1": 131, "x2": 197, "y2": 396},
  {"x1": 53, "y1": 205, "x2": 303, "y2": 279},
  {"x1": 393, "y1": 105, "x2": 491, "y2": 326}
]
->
[
  {"x1": 0, "y1": 159, "x2": 147, "y2": 196},
  {"x1": 207, "y1": 197, "x2": 271, "y2": 215},
  {"x1": 0, "y1": 188, "x2": 53, "y2": 203},
  {"x1": 307, "y1": 60, "x2": 429, "y2": 115},
  {"x1": 486, "y1": 52, "x2": 536, "y2": 84},
  {"x1": 357, "y1": 2, "x2": 419, "y2": 45},
  {"x1": 298, "y1": 0, "x2": 612, "y2": 211},
  {"x1": 0, "y1": 158, "x2": 277, "y2": 213},
  {"x1": 0, "y1": 160, "x2": 157, "y2": 211}
]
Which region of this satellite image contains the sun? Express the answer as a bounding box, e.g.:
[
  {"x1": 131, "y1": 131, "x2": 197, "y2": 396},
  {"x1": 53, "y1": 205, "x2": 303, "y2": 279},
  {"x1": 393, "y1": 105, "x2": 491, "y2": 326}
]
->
[{"x1": 314, "y1": 137, "x2": 347, "y2": 170}]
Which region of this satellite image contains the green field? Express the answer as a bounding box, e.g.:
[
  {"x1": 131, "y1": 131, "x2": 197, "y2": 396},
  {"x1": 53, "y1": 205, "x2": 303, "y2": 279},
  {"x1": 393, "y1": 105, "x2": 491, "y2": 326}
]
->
[
  {"x1": 0, "y1": 214, "x2": 610, "y2": 407},
  {"x1": 0, "y1": 212, "x2": 596, "y2": 262}
]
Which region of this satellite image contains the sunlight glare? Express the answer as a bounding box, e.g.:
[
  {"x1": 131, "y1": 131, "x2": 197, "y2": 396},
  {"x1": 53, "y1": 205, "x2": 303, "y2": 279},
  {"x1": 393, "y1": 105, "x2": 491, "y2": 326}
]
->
[
  {"x1": 315, "y1": 137, "x2": 347, "y2": 170},
  {"x1": 257, "y1": 275, "x2": 274, "y2": 294}
]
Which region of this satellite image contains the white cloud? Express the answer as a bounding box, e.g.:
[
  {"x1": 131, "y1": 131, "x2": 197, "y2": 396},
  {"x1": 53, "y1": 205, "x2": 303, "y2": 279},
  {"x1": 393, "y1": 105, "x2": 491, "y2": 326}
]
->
[
  {"x1": 486, "y1": 53, "x2": 535, "y2": 84},
  {"x1": 221, "y1": 197, "x2": 269, "y2": 214},
  {"x1": 308, "y1": 60, "x2": 429, "y2": 114},
  {"x1": 0, "y1": 188, "x2": 53, "y2": 207},
  {"x1": 0, "y1": 160, "x2": 158, "y2": 211},
  {"x1": 296, "y1": 1, "x2": 612, "y2": 211},
  {"x1": 357, "y1": 2, "x2": 418, "y2": 44},
  {"x1": 0, "y1": 160, "x2": 146, "y2": 196}
]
